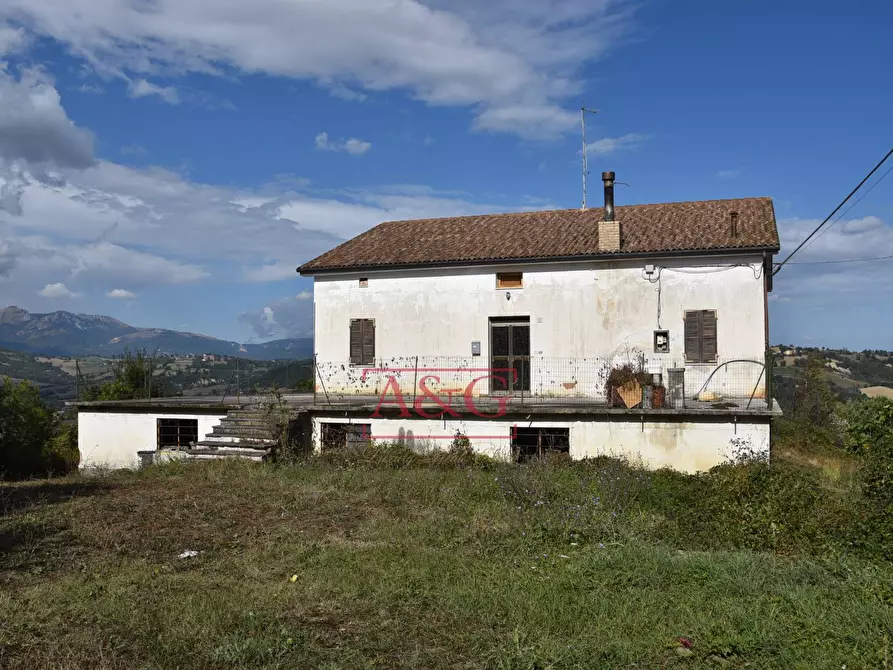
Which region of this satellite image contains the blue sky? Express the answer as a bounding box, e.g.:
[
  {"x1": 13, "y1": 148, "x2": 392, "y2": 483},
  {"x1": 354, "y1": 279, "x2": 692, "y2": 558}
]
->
[{"x1": 0, "y1": 0, "x2": 891, "y2": 350}]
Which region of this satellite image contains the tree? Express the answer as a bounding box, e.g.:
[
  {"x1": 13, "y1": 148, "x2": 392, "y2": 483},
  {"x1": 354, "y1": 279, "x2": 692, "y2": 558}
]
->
[
  {"x1": 84, "y1": 349, "x2": 168, "y2": 401},
  {"x1": 0, "y1": 378, "x2": 57, "y2": 478}
]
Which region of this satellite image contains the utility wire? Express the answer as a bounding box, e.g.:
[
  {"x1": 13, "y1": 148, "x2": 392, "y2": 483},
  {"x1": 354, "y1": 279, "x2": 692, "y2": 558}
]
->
[
  {"x1": 800, "y1": 161, "x2": 893, "y2": 253},
  {"x1": 772, "y1": 146, "x2": 893, "y2": 276},
  {"x1": 786, "y1": 253, "x2": 893, "y2": 266}
]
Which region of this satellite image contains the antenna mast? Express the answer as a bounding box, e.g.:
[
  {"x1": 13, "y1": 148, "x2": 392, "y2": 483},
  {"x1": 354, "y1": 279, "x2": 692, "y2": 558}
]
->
[{"x1": 580, "y1": 106, "x2": 598, "y2": 209}]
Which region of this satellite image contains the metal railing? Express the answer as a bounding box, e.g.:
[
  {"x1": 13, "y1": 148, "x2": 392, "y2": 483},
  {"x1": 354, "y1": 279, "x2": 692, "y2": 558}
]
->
[{"x1": 312, "y1": 353, "x2": 772, "y2": 412}]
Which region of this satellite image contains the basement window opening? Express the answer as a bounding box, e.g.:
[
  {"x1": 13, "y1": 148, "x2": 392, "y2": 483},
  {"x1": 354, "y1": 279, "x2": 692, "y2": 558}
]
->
[
  {"x1": 496, "y1": 272, "x2": 523, "y2": 289},
  {"x1": 157, "y1": 418, "x2": 198, "y2": 449},
  {"x1": 321, "y1": 423, "x2": 371, "y2": 451},
  {"x1": 511, "y1": 427, "x2": 570, "y2": 462}
]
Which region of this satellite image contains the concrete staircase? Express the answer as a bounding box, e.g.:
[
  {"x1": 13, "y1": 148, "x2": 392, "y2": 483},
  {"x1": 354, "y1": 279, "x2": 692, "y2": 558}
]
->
[{"x1": 170, "y1": 406, "x2": 276, "y2": 462}]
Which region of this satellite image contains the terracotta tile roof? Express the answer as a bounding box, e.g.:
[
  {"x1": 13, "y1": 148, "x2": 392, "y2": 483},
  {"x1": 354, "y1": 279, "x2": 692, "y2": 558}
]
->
[{"x1": 298, "y1": 197, "x2": 779, "y2": 273}]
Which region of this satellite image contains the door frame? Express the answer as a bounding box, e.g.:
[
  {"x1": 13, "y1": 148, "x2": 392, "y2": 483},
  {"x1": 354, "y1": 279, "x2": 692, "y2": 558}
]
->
[{"x1": 488, "y1": 316, "x2": 531, "y2": 395}]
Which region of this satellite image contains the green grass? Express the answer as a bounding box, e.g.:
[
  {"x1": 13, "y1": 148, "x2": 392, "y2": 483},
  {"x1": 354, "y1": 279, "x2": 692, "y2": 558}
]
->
[{"x1": 2, "y1": 458, "x2": 892, "y2": 669}]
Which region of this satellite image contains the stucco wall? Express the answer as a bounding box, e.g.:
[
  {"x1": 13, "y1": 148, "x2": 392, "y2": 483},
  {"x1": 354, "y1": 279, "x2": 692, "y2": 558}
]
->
[
  {"x1": 78, "y1": 411, "x2": 226, "y2": 470},
  {"x1": 312, "y1": 256, "x2": 768, "y2": 398},
  {"x1": 311, "y1": 415, "x2": 769, "y2": 473}
]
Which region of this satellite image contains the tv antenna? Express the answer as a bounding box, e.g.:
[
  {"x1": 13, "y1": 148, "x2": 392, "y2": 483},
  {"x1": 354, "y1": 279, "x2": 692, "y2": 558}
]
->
[{"x1": 580, "y1": 106, "x2": 598, "y2": 210}]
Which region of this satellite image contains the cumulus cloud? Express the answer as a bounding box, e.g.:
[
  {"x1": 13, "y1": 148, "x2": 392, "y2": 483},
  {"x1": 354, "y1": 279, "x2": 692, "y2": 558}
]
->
[
  {"x1": 315, "y1": 132, "x2": 371, "y2": 156},
  {"x1": 106, "y1": 288, "x2": 137, "y2": 299},
  {"x1": 0, "y1": 0, "x2": 636, "y2": 138},
  {"x1": 127, "y1": 78, "x2": 179, "y2": 104},
  {"x1": 37, "y1": 281, "x2": 79, "y2": 298},
  {"x1": 0, "y1": 66, "x2": 95, "y2": 170},
  {"x1": 240, "y1": 294, "x2": 314, "y2": 340},
  {"x1": 585, "y1": 133, "x2": 649, "y2": 156}
]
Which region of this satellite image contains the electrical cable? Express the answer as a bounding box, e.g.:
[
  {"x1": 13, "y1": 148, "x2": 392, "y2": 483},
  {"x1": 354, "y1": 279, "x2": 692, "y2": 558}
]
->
[{"x1": 773, "y1": 146, "x2": 893, "y2": 276}]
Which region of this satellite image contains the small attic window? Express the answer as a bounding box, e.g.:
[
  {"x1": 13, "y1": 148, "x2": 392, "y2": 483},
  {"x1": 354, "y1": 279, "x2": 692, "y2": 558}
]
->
[
  {"x1": 496, "y1": 272, "x2": 523, "y2": 289},
  {"x1": 359, "y1": 277, "x2": 368, "y2": 288}
]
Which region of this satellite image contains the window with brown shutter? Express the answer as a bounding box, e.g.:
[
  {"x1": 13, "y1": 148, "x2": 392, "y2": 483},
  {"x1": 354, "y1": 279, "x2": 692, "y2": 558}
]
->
[
  {"x1": 684, "y1": 310, "x2": 717, "y2": 363},
  {"x1": 349, "y1": 318, "x2": 375, "y2": 366},
  {"x1": 496, "y1": 272, "x2": 523, "y2": 289}
]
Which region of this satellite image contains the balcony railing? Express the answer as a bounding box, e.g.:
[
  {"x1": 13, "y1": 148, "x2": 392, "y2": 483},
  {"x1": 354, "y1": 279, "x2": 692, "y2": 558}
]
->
[{"x1": 312, "y1": 354, "x2": 772, "y2": 412}]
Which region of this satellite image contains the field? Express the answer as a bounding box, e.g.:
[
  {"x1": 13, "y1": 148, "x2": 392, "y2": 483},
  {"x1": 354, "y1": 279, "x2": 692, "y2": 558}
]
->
[{"x1": 2, "y1": 456, "x2": 892, "y2": 669}]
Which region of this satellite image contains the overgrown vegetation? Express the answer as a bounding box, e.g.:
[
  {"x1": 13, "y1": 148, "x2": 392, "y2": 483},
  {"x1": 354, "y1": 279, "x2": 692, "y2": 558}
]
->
[
  {"x1": 2, "y1": 351, "x2": 893, "y2": 666},
  {"x1": 2, "y1": 454, "x2": 892, "y2": 668},
  {"x1": 0, "y1": 378, "x2": 78, "y2": 479}
]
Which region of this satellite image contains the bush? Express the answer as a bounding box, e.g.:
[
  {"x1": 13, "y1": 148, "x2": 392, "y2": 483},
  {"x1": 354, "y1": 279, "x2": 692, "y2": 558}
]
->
[
  {"x1": 0, "y1": 378, "x2": 58, "y2": 479},
  {"x1": 842, "y1": 397, "x2": 893, "y2": 559},
  {"x1": 45, "y1": 421, "x2": 80, "y2": 475}
]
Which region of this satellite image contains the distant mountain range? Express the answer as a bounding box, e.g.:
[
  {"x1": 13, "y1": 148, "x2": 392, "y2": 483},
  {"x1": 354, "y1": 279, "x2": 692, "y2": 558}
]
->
[{"x1": 0, "y1": 306, "x2": 313, "y2": 360}]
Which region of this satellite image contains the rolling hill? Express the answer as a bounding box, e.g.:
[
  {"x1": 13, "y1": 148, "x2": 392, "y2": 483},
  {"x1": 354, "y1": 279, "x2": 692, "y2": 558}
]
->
[{"x1": 0, "y1": 306, "x2": 313, "y2": 360}]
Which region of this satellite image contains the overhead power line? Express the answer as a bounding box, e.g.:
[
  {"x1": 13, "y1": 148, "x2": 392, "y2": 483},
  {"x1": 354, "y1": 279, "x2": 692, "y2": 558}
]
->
[
  {"x1": 772, "y1": 146, "x2": 893, "y2": 276},
  {"x1": 786, "y1": 253, "x2": 893, "y2": 266}
]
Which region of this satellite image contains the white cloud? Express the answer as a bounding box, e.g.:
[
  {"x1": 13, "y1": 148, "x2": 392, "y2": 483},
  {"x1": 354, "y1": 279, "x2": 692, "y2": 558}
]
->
[
  {"x1": 296, "y1": 290, "x2": 312, "y2": 300},
  {"x1": 241, "y1": 261, "x2": 297, "y2": 283},
  {"x1": 717, "y1": 168, "x2": 743, "y2": 179},
  {"x1": 315, "y1": 132, "x2": 372, "y2": 156},
  {"x1": 0, "y1": 65, "x2": 95, "y2": 170},
  {"x1": 1, "y1": 0, "x2": 636, "y2": 138},
  {"x1": 0, "y1": 24, "x2": 28, "y2": 55},
  {"x1": 128, "y1": 78, "x2": 179, "y2": 104},
  {"x1": 106, "y1": 288, "x2": 137, "y2": 299},
  {"x1": 585, "y1": 133, "x2": 650, "y2": 156},
  {"x1": 770, "y1": 214, "x2": 893, "y2": 306},
  {"x1": 38, "y1": 281, "x2": 79, "y2": 298}
]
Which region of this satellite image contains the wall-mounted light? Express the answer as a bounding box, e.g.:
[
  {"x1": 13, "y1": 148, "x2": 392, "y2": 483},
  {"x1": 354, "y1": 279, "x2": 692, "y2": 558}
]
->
[{"x1": 505, "y1": 292, "x2": 511, "y2": 301}]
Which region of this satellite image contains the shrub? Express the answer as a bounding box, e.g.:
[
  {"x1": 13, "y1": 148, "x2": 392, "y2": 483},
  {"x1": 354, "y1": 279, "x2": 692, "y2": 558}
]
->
[
  {"x1": 0, "y1": 378, "x2": 57, "y2": 479},
  {"x1": 842, "y1": 397, "x2": 893, "y2": 559},
  {"x1": 45, "y1": 421, "x2": 80, "y2": 475}
]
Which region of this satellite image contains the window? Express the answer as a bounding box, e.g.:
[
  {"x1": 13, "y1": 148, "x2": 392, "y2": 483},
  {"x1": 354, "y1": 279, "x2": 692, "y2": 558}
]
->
[
  {"x1": 684, "y1": 310, "x2": 717, "y2": 363},
  {"x1": 359, "y1": 277, "x2": 368, "y2": 288},
  {"x1": 321, "y1": 423, "x2": 371, "y2": 451},
  {"x1": 511, "y1": 427, "x2": 570, "y2": 462},
  {"x1": 349, "y1": 318, "x2": 375, "y2": 365},
  {"x1": 157, "y1": 418, "x2": 198, "y2": 449},
  {"x1": 496, "y1": 272, "x2": 523, "y2": 289}
]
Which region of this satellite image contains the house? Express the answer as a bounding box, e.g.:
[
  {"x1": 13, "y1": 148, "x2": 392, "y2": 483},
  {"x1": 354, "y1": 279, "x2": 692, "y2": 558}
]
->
[{"x1": 298, "y1": 173, "x2": 782, "y2": 471}]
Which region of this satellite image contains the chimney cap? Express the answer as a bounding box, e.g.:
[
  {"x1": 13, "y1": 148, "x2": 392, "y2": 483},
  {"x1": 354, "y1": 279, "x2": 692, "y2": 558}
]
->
[{"x1": 602, "y1": 171, "x2": 615, "y2": 181}]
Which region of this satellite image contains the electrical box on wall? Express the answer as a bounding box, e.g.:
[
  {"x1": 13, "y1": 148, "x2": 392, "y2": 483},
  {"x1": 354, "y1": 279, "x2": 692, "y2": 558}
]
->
[
  {"x1": 471, "y1": 341, "x2": 481, "y2": 356},
  {"x1": 654, "y1": 330, "x2": 670, "y2": 353}
]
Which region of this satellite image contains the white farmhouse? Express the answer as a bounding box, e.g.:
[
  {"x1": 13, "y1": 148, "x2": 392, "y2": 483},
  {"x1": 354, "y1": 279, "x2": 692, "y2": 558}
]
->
[{"x1": 299, "y1": 173, "x2": 782, "y2": 471}]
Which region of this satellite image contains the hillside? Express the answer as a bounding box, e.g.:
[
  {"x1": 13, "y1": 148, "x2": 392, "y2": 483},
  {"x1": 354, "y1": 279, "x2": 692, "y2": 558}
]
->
[
  {"x1": 0, "y1": 347, "x2": 313, "y2": 407},
  {"x1": 0, "y1": 306, "x2": 312, "y2": 360}
]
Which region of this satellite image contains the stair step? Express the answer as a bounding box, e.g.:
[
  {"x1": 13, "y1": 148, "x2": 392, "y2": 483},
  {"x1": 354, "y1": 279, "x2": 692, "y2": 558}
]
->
[
  {"x1": 211, "y1": 427, "x2": 276, "y2": 438},
  {"x1": 197, "y1": 438, "x2": 276, "y2": 448}
]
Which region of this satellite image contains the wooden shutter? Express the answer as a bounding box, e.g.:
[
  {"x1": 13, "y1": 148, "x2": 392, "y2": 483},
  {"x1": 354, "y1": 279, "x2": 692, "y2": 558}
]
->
[
  {"x1": 349, "y1": 319, "x2": 375, "y2": 365},
  {"x1": 349, "y1": 319, "x2": 363, "y2": 364},
  {"x1": 684, "y1": 310, "x2": 717, "y2": 363},
  {"x1": 684, "y1": 311, "x2": 701, "y2": 363},
  {"x1": 701, "y1": 310, "x2": 717, "y2": 362},
  {"x1": 361, "y1": 320, "x2": 375, "y2": 365}
]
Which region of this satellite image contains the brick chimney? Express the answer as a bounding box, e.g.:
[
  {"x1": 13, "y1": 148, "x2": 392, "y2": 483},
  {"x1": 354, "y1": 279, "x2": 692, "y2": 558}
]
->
[{"x1": 598, "y1": 171, "x2": 620, "y2": 251}]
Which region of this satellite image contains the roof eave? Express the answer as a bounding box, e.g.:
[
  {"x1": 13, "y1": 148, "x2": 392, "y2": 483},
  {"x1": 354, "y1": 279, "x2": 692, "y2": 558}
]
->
[{"x1": 298, "y1": 245, "x2": 780, "y2": 276}]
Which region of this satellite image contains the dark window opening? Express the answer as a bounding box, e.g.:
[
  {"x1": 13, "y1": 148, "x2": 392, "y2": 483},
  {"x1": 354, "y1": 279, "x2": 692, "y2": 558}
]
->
[
  {"x1": 684, "y1": 310, "x2": 717, "y2": 363},
  {"x1": 511, "y1": 427, "x2": 570, "y2": 462},
  {"x1": 321, "y1": 423, "x2": 371, "y2": 451},
  {"x1": 349, "y1": 318, "x2": 375, "y2": 366},
  {"x1": 157, "y1": 418, "x2": 198, "y2": 449},
  {"x1": 359, "y1": 277, "x2": 368, "y2": 288}
]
